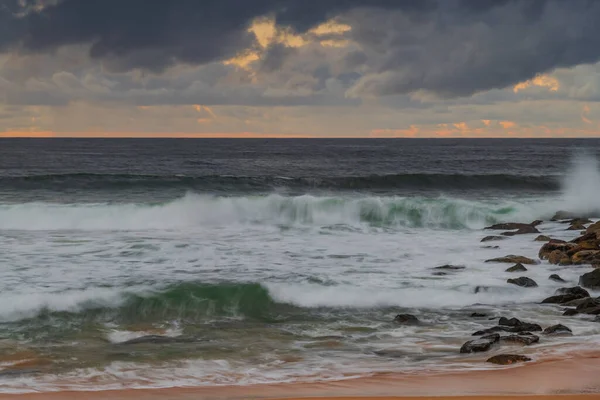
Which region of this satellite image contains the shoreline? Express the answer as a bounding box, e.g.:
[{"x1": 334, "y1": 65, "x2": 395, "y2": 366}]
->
[{"x1": 2, "y1": 352, "x2": 600, "y2": 400}]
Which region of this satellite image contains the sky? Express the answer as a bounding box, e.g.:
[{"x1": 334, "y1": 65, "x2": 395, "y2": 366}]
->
[{"x1": 2, "y1": 0, "x2": 600, "y2": 138}]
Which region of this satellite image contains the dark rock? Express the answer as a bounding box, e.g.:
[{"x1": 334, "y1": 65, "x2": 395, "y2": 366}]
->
[
  {"x1": 575, "y1": 297, "x2": 600, "y2": 311},
  {"x1": 535, "y1": 235, "x2": 552, "y2": 242},
  {"x1": 506, "y1": 263, "x2": 528, "y2": 273},
  {"x1": 595, "y1": 316, "x2": 600, "y2": 323},
  {"x1": 393, "y1": 314, "x2": 419, "y2": 325},
  {"x1": 507, "y1": 277, "x2": 538, "y2": 288},
  {"x1": 563, "y1": 297, "x2": 594, "y2": 307},
  {"x1": 434, "y1": 265, "x2": 466, "y2": 271},
  {"x1": 432, "y1": 272, "x2": 447, "y2": 276},
  {"x1": 543, "y1": 324, "x2": 573, "y2": 335},
  {"x1": 551, "y1": 211, "x2": 578, "y2": 221},
  {"x1": 485, "y1": 255, "x2": 538, "y2": 265},
  {"x1": 474, "y1": 319, "x2": 542, "y2": 336},
  {"x1": 460, "y1": 334, "x2": 499, "y2": 354},
  {"x1": 549, "y1": 274, "x2": 566, "y2": 283},
  {"x1": 487, "y1": 354, "x2": 532, "y2": 365},
  {"x1": 499, "y1": 317, "x2": 521, "y2": 327},
  {"x1": 501, "y1": 334, "x2": 540, "y2": 345},
  {"x1": 483, "y1": 245, "x2": 500, "y2": 249},
  {"x1": 502, "y1": 225, "x2": 540, "y2": 236},
  {"x1": 474, "y1": 286, "x2": 489, "y2": 294},
  {"x1": 485, "y1": 222, "x2": 540, "y2": 231},
  {"x1": 470, "y1": 312, "x2": 487, "y2": 318},
  {"x1": 542, "y1": 294, "x2": 586, "y2": 305},
  {"x1": 563, "y1": 309, "x2": 579, "y2": 316},
  {"x1": 579, "y1": 269, "x2": 600, "y2": 289},
  {"x1": 579, "y1": 306, "x2": 600, "y2": 315},
  {"x1": 568, "y1": 218, "x2": 593, "y2": 225},
  {"x1": 557, "y1": 287, "x2": 591, "y2": 297},
  {"x1": 481, "y1": 236, "x2": 506, "y2": 242},
  {"x1": 118, "y1": 335, "x2": 196, "y2": 345}
]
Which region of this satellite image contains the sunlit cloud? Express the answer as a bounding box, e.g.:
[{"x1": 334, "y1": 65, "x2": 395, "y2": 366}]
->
[
  {"x1": 500, "y1": 121, "x2": 517, "y2": 129},
  {"x1": 513, "y1": 74, "x2": 560, "y2": 93},
  {"x1": 582, "y1": 104, "x2": 592, "y2": 124}
]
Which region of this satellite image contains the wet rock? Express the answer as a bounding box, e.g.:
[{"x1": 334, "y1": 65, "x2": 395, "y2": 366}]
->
[
  {"x1": 485, "y1": 255, "x2": 538, "y2": 265},
  {"x1": 552, "y1": 211, "x2": 578, "y2": 221},
  {"x1": 563, "y1": 309, "x2": 579, "y2": 316},
  {"x1": 543, "y1": 324, "x2": 572, "y2": 335},
  {"x1": 579, "y1": 269, "x2": 600, "y2": 290},
  {"x1": 507, "y1": 277, "x2": 538, "y2": 288},
  {"x1": 498, "y1": 317, "x2": 542, "y2": 332},
  {"x1": 539, "y1": 241, "x2": 576, "y2": 260},
  {"x1": 501, "y1": 334, "x2": 540, "y2": 346},
  {"x1": 594, "y1": 316, "x2": 600, "y2": 323},
  {"x1": 432, "y1": 272, "x2": 448, "y2": 276},
  {"x1": 502, "y1": 225, "x2": 541, "y2": 236},
  {"x1": 460, "y1": 334, "x2": 500, "y2": 354},
  {"x1": 506, "y1": 263, "x2": 528, "y2": 273},
  {"x1": 557, "y1": 287, "x2": 591, "y2": 297},
  {"x1": 487, "y1": 354, "x2": 532, "y2": 365},
  {"x1": 535, "y1": 235, "x2": 552, "y2": 242},
  {"x1": 481, "y1": 236, "x2": 506, "y2": 242},
  {"x1": 118, "y1": 335, "x2": 196, "y2": 345},
  {"x1": 586, "y1": 221, "x2": 600, "y2": 235},
  {"x1": 548, "y1": 250, "x2": 569, "y2": 265},
  {"x1": 579, "y1": 306, "x2": 600, "y2": 315},
  {"x1": 568, "y1": 222, "x2": 587, "y2": 231},
  {"x1": 575, "y1": 297, "x2": 600, "y2": 311},
  {"x1": 434, "y1": 265, "x2": 466, "y2": 271},
  {"x1": 470, "y1": 312, "x2": 488, "y2": 318},
  {"x1": 549, "y1": 274, "x2": 566, "y2": 283},
  {"x1": 572, "y1": 250, "x2": 600, "y2": 265},
  {"x1": 483, "y1": 245, "x2": 500, "y2": 249},
  {"x1": 474, "y1": 286, "x2": 489, "y2": 294},
  {"x1": 485, "y1": 222, "x2": 541, "y2": 231},
  {"x1": 563, "y1": 297, "x2": 594, "y2": 307},
  {"x1": 393, "y1": 314, "x2": 419, "y2": 325}
]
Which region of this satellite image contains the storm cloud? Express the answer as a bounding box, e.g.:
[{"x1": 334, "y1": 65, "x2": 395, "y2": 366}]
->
[{"x1": 1, "y1": 0, "x2": 600, "y2": 98}]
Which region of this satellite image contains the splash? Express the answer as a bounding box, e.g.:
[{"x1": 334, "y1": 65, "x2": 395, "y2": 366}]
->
[{"x1": 558, "y1": 153, "x2": 600, "y2": 216}]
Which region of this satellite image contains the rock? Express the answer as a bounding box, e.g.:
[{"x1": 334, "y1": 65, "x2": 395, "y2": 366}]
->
[
  {"x1": 539, "y1": 241, "x2": 576, "y2": 260},
  {"x1": 557, "y1": 287, "x2": 591, "y2": 297},
  {"x1": 470, "y1": 312, "x2": 487, "y2": 318},
  {"x1": 575, "y1": 297, "x2": 600, "y2": 311},
  {"x1": 579, "y1": 269, "x2": 600, "y2": 290},
  {"x1": 481, "y1": 236, "x2": 506, "y2": 242},
  {"x1": 507, "y1": 277, "x2": 538, "y2": 288},
  {"x1": 498, "y1": 317, "x2": 542, "y2": 332},
  {"x1": 393, "y1": 314, "x2": 419, "y2": 325},
  {"x1": 118, "y1": 335, "x2": 196, "y2": 345},
  {"x1": 568, "y1": 222, "x2": 587, "y2": 231},
  {"x1": 572, "y1": 250, "x2": 600, "y2": 265},
  {"x1": 501, "y1": 335, "x2": 540, "y2": 345},
  {"x1": 502, "y1": 225, "x2": 541, "y2": 236},
  {"x1": 506, "y1": 263, "x2": 528, "y2": 273},
  {"x1": 568, "y1": 218, "x2": 593, "y2": 225},
  {"x1": 543, "y1": 324, "x2": 573, "y2": 335},
  {"x1": 548, "y1": 250, "x2": 568, "y2": 265},
  {"x1": 434, "y1": 265, "x2": 466, "y2": 271},
  {"x1": 460, "y1": 334, "x2": 500, "y2": 354},
  {"x1": 487, "y1": 354, "x2": 532, "y2": 365},
  {"x1": 552, "y1": 211, "x2": 578, "y2": 221},
  {"x1": 485, "y1": 222, "x2": 541, "y2": 231},
  {"x1": 563, "y1": 297, "x2": 594, "y2": 307},
  {"x1": 579, "y1": 306, "x2": 600, "y2": 315},
  {"x1": 432, "y1": 272, "x2": 447, "y2": 276},
  {"x1": 595, "y1": 316, "x2": 600, "y2": 323},
  {"x1": 549, "y1": 274, "x2": 566, "y2": 283},
  {"x1": 535, "y1": 235, "x2": 552, "y2": 242},
  {"x1": 483, "y1": 245, "x2": 500, "y2": 249},
  {"x1": 563, "y1": 309, "x2": 579, "y2": 316},
  {"x1": 486, "y1": 255, "x2": 538, "y2": 265},
  {"x1": 586, "y1": 221, "x2": 600, "y2": 235}
]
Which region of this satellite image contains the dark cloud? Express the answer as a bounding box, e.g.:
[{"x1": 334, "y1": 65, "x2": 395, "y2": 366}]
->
[{"x1": 2, "y1": 0, "x2": 600, "y2": 98}]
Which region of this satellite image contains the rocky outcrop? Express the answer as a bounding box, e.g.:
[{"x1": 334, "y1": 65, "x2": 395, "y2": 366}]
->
[
  {"x1": 548, "y1": 250, "x2": 570, "y2": 265},
  {"x1": 507, "y1": 277, "x2": 538, "y2": 288},
  {"x1": 549, "y1": 274, "x2": 566, "y2": 283},
  {"x1": 498, "y1": 317, "x2": 542, "y2": 332},
  {"x1": 567, "y1": 222, "x2": 587, "y2": 231},
  {"x1": 541, "y1": 287, "x2": 590, "y2": 304},
  {"x1": 579, "y1": 269, "x2": 600, "y2": 290},
  {"x1": 481, "y1": 236, "x2": 506, "y2": 242},
  {"x1": 502, "y1": 225, "x2": 541, "y2": 236},
  {"x1": 393, "y1": 314, "x2": 420, "y2": 325},
  {"x1": 534, "y1": 235, "x2": 552, "y2": 242},
  {"x1": 572, "y1": 250, "x2": 600, "y2": 265},
  {"x1": 539, "y1": 241, "x2": 576, "y2": 260},
  {"x1": 460, "y1": 334, "x2": 500, "y2": 354},
  {"x1": 434, "y1": 265, "x2": 466, "y2": 271},
  {"x1": 506, "y1": 263, "x2": 528, "y2": 273},
  {"x1": 486, "y1": 255, "x2": 538, "y2": 265},
  {"x1": 500, "y1": 334, "x2": 540, "y2": 346},
  {"x1": 485, "y1": 221, "x2": 542, "y2": 231},
  {"x1": 487, "y1": 354, "x2": 531, "y2": 365},
  {"x1": 543, "y1": 324, "x2": 572, "y2": 335}
]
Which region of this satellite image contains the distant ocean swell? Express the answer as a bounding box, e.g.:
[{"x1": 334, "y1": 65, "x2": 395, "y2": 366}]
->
[
  {"x1": 0, "y1": 172, "x2": 561, "y2": 191},
  {"x1": 0, "y1": 194, "x2": 535, "y2": 230}
]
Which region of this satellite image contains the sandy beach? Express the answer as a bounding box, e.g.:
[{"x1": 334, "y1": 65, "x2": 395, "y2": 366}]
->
[{"x1": 2, "y1": 352, "x2": 599, "y2": 400}]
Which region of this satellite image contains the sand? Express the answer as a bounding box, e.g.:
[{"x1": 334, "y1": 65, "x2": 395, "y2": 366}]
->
[{"x1": 1, "y1": 352, "x2": 599, "y2": 400}]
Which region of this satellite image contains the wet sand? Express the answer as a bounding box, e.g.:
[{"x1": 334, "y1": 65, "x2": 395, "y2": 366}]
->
[{"x1": 1, "y1": 352, "x2": 599, "y2": 400}]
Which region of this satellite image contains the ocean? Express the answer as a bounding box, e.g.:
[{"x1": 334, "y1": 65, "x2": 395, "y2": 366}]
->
[{"x1": 0, "y1": 138, "x2": 599, "y2": 392}]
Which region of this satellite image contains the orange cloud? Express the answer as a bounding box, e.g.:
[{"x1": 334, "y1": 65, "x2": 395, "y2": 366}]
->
[
  {"x1": 369, "y1": 125, "x2": 419, "y2": 138},
  {"x1": 513, "y1": 74, "x2": 559, "y2": 93},
  {"x1": 482, "y1": 120, "x2": 491, "y2": 127},
  {"x1": 453, "y1": 122, "x2": 468, "y2": 130},
  {"x1": 582, "y1": 104, "x2": 592, "y2": 124},
  {"x1": 500, "y1": 121, "x2": 516, "y2": 129}
]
